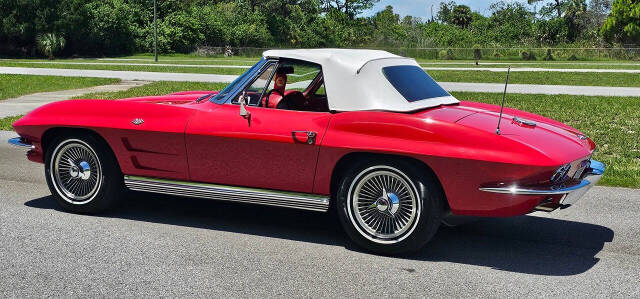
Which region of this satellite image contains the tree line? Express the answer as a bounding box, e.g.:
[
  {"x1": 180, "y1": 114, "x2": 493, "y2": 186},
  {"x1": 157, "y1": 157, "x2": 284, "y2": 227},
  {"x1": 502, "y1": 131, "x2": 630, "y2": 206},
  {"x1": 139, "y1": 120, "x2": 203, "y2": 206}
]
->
[{"x1": 0, "y1": 0, "x2": 638, "y2": 58}]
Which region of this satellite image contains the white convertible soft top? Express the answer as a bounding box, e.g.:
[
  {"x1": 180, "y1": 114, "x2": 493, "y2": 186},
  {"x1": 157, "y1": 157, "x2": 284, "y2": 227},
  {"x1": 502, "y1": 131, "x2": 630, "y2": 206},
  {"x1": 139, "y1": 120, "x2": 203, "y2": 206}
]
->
[{"x1": 263, "y1": 49, "x2": 459, "y2": 112}]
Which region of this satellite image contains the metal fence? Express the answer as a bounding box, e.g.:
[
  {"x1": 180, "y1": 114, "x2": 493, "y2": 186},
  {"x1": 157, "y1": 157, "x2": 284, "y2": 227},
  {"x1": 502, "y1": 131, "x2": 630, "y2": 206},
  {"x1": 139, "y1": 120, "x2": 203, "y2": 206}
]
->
[{"x1": 194, "y1": 46, "x2": 640, "y2": 61}]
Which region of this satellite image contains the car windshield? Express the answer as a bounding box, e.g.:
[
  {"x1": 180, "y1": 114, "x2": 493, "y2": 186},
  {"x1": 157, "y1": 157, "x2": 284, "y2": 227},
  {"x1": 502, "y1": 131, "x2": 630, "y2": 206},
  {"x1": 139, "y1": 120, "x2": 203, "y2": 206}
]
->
[
  {"x1": 382, "y1": 65, "x2": 450, "y2": 102},
  {"x1": 209, "y1": 58, "x2": 266, "y2": 103}
]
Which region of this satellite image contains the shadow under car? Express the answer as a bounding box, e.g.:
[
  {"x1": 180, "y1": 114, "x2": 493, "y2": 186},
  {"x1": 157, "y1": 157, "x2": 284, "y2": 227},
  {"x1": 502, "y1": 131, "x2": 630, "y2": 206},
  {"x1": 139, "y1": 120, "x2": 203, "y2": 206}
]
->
[{"x1": 25, "y1": 192, "x2": 614, "y2": 276}]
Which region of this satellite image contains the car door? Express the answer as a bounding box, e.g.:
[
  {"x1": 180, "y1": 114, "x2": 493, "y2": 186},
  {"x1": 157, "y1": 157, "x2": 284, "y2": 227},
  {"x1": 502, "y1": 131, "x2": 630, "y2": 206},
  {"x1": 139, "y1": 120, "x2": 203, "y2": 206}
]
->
[
  {"x1": 185, "y1": 105, "x2": 331, "y2": 193},
  {"x1": 184, "y1": 60, "x2": 332, "y2": 193}
]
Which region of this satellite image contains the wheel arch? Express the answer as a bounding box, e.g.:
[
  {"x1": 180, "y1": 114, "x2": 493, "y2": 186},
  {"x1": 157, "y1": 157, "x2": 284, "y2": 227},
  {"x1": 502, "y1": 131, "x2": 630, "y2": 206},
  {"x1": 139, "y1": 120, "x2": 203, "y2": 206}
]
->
[
  {"x1": 329, "y1": 152, "x2": 450, "y2": 211},
  {"x1": 41, "y1": 127, "x2": 119, "y2": 169}
]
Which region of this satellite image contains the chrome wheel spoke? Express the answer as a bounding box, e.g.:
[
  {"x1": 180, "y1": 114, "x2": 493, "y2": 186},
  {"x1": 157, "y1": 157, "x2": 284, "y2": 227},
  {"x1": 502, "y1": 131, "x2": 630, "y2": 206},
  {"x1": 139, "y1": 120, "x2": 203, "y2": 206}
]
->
[
  {"x1": 51, "y1": 140, "x2": 102, "y2": 204},
  {"x1": 349, "y1": 167, "x2": 420, "y2": 243}
]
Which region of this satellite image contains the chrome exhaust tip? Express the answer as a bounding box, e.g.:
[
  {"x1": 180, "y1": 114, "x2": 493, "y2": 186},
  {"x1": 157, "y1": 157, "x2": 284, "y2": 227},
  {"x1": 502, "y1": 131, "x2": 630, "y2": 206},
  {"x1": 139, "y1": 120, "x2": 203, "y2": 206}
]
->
[{"x1": 533, "y1": 198, "x2": 570, "y2": 212}]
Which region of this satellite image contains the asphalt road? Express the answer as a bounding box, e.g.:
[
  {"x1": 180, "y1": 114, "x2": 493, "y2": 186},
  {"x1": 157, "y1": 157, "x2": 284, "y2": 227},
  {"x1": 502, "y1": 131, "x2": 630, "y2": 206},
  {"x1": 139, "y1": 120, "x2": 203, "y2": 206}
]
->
[{"x1": 1, "y1": 130, "x2": 639, "y2": 297}]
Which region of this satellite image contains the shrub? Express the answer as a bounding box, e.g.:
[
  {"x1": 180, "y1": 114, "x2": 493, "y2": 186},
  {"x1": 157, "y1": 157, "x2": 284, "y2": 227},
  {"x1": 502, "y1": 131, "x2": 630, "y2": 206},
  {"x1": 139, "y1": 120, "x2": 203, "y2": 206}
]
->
[
  {"x1": 492, "y1": 50, "x2": 502, "y2": 59},
  {"x1": 521, "y1": 50, "x2": 537, "y2": 61},
  {"x1": 543, "y1": 48, "x2": 554, "y2": 61},
  {"x1": 568, "y1": 54, "x2": 578, "y2": 61},
  {"x1": 142, "y1": 10, "x2": 205, "y2": 54},
  {"x1": 36, "y1": 33, "x2": 65, "y2": 59},
  {"x1": 84, "y1": 0, "x2": 143, "y2": 55},
  {"x1": 472, "y1": 44, "x2": 482, "y2": 61},
  {"x1": 438, "y1": 50, "x2": 447, "y2": 59},
  {"x1": 439, "y1": 49, "x2": 455, "y2": 60}
]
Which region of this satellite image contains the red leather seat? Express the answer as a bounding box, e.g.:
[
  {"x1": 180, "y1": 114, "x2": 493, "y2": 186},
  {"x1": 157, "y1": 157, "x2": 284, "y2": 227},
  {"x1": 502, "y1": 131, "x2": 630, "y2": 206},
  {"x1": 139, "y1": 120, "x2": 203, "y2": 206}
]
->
[{"x1": 262, "y1": 67, "x2": 309, "y2": 110}]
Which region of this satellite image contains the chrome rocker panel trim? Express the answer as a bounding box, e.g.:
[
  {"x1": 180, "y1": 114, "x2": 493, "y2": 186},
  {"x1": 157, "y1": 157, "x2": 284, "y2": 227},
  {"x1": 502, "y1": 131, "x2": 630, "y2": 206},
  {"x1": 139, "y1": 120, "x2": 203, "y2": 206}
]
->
[
  {"x1": 478, "y1": 159, "x2": 605, "y2": 206},
  {"x1": 124, "y1": 175, "x2": 330, "y2": 212},
  {"x1": 8, "y1": 137, "x2": 34, "y2": 149}
]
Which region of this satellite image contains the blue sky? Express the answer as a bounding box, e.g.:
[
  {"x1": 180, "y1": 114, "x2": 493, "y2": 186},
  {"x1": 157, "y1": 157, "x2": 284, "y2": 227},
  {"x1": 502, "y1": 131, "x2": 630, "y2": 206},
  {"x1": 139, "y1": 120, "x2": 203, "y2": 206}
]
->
[{"x1": 363, "y1": 0, "x2": 547, "y2": 19}]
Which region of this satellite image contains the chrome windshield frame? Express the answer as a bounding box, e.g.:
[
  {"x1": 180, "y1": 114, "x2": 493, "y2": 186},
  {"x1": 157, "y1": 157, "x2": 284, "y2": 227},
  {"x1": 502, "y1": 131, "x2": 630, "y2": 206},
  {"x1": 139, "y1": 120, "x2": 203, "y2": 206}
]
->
[{"x1": 209, "y1": 57, "x2": 272, "y2": 105}]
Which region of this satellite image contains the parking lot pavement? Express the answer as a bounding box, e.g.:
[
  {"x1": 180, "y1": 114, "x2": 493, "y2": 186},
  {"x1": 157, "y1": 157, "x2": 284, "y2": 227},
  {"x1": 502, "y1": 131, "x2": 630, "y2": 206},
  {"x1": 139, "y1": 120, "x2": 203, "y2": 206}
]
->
[{"x1": 1, "y1": 130, "x2": 639, "y2": 297}]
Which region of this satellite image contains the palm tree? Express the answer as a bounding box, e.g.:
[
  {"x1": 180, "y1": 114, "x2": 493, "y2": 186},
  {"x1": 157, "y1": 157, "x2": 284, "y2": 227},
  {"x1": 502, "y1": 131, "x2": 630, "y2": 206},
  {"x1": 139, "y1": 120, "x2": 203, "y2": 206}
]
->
[{"x1": 36, "y1": 33, "x2": 66, "y2": 60}]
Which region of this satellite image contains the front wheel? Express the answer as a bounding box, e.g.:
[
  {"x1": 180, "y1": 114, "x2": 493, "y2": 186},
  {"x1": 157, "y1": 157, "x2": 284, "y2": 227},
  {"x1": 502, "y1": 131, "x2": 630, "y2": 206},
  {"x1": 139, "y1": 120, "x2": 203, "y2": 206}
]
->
[
  {"x1": 336, "y1": 159, "x2": 445, "y2": 255},
  {"x1": 44, "y1": 134, "x2": 123, "y2": 214}
]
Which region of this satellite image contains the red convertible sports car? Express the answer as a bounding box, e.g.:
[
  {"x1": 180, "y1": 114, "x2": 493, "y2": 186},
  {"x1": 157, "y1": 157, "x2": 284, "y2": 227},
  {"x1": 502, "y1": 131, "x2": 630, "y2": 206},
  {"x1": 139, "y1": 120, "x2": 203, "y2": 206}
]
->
[{"x1": 9, "y1": 49, "x2": 604, "y2": 254}]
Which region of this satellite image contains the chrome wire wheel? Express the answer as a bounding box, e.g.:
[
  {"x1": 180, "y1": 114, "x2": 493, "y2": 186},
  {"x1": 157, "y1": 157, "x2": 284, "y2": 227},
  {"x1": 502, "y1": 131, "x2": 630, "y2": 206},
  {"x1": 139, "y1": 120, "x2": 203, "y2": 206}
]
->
[
  {"x1": 347, "y1": 166, "x2": 421, "y2": 244},
  {"x1": 50, "y1": 139, "x2": 103, "y2": 204}
]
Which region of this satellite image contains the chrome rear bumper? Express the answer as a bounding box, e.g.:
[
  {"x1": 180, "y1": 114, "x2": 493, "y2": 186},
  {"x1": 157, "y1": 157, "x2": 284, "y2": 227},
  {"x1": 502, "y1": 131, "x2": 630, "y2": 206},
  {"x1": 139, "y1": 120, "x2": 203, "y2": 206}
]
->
[
  {"x1": 8, "y1": 137, "x2": 34, "y2": 149},
  {"x1": 479, "y1": 159, "x2": 605, "y2": 208},
  {"x1": 559, "y1": 160, "x2": 604, "y2": 205}
]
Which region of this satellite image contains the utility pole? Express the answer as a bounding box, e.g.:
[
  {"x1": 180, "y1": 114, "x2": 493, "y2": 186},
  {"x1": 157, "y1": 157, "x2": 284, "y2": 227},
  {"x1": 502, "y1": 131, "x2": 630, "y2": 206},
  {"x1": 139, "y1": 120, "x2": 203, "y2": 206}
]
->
[
  {"x1": 431, "y1": 4, "x2": 434, "y2": 22},
  {"x1": 153, "y1": 0, "x2": 158, "y2": 62}
]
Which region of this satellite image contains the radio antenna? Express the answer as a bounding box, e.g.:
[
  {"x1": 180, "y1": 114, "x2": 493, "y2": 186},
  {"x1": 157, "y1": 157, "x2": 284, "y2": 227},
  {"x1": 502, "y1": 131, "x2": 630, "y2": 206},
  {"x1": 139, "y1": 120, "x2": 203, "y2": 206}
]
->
[{"x1": 496, "y1": 66, "x2": 511, "y2": 135}]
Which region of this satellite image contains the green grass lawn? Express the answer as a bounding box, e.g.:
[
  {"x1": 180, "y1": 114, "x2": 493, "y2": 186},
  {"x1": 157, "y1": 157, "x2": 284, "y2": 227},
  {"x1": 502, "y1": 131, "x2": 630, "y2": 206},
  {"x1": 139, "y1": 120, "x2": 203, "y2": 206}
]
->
[
  {"x1": 0, "y1": 61, "x2": 249, "y2": 75},
  {"x1": 0, "y1": 74, "x2": 119, "y2": 101},
  {"x1": 5, "y1": 57, "x2": 640, "y2": 69},
  {"x1": 123, "y1": 53, "x2": 260, "y2": 62},
  {"x1": 3, "y1": 59, "x2": 640, "y2": 87},
  {"x1": 72, "y1": 81, "x2": 228, "y2": 100},
  {"x1": 421, "y1": 62, "x2": 640, "y2": 70},
  {"x1": 429, "y1": 70, "x2": 640, "y2": 87},
  {"x1": 0, "y1": 57, "x2": 257, "y2": 66},
  {"x1": 0, "y1": 115, "x2": 21, "y2": 131},
  {"x1": 451, "y1": 91, "x2": 640, "y2": 188}
]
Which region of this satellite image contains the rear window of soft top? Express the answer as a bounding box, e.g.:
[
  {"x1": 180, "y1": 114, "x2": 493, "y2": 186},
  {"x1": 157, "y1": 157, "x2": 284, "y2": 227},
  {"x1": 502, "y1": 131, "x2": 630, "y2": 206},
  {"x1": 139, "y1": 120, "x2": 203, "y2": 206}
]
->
[{"x1": 382, "y1": 65, "x2": 450, "y2": 102}]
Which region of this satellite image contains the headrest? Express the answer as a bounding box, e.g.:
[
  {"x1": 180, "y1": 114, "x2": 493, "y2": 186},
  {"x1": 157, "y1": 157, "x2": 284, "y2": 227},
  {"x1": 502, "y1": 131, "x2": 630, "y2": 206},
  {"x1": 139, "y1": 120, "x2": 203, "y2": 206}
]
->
[{"x1": 276, "y1": 66, "x2": 294, "y2": 75}]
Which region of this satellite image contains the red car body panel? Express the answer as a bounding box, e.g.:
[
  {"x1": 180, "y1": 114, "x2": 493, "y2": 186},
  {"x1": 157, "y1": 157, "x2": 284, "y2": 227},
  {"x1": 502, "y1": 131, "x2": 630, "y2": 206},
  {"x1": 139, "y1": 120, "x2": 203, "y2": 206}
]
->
[
  {"x1": 185, "y1": 104, "x2": 331, "y2": 193},
  {"x1": 313, "y1": 102, "x2": 594, "y2": 216},
  {"x1": 12, "y1": 91, "x2": 595, "y2": 217}
]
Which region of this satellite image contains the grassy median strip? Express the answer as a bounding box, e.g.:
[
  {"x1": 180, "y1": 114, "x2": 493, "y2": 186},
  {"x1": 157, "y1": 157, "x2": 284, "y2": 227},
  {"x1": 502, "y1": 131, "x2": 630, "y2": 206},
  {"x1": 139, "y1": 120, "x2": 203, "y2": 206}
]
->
[
  {"x1": 0, "y1": 115, "x2": 21, "y2": 131},
  {"x1": 3, "y1": 60, "x2": 640, "y2": 87},
  {"x1": 72, "y1": 81, "x2": 228, "y2": 100},
  {"x1": 419, "y1": 61, "x2": 640, "y2": 70},
  {"x1": 429, "y1": 70, "x2": 640, "y2": 87},
  {"x1": 423, "y1": 63, "x2": 640, "y2": 70},
  {"x1": 451, "y1": 91, "x2": 640, "y2": 188},
  {"x1": 0, "y1": 74, "x2": 119, "y2": 101},
  {"x1": 0, "y1": 61, "x2": 249, "y2": 75}
]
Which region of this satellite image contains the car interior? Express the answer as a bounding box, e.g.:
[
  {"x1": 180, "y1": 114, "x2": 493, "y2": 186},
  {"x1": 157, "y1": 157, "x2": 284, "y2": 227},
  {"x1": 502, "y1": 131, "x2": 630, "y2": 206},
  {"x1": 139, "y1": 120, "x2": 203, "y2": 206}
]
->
[{"x1": 236, "y1": 59, "x2": 330, "y2": 113}]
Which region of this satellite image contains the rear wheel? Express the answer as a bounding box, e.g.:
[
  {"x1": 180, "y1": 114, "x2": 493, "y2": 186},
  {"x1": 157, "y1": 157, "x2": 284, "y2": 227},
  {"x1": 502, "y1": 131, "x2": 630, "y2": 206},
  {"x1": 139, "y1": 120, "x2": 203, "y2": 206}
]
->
[
  {"x1": 336, "y1": 159, "x2": 445, "y2": 255},
  {"x1": 44, "y1": 134, "x2": 123, "y2": 214}
]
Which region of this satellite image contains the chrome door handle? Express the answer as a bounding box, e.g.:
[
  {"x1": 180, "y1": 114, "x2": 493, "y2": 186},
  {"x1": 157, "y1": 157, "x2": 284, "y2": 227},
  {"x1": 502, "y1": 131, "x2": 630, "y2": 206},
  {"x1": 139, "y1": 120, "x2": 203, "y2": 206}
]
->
[{"x1": 292, "y1": 131, "x2": 317, "y2": 144}]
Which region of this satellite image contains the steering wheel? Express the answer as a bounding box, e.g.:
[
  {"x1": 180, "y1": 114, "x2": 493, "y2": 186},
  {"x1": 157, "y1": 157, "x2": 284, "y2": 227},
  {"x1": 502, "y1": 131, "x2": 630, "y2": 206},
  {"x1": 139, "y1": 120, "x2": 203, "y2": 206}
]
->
[{"x1": 263, "y1": 88, "x2": 284, "y2": 108}]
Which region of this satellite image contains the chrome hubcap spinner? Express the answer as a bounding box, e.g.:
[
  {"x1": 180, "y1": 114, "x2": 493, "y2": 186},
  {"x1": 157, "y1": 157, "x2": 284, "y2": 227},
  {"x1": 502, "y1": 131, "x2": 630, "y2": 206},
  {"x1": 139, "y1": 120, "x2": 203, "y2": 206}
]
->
[
  {"x1": 68, "y1": 159, "x2": 91, "y2": 180},
  {"x1": 371, "y1": 188, "x2": 400, "y2": 215}
]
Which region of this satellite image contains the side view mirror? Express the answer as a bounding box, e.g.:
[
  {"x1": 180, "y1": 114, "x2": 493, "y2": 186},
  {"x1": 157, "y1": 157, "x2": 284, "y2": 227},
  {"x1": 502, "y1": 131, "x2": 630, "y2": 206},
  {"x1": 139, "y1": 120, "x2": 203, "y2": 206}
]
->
[{"x1": 239, "y1": 90, "x2": 251, "y2": 119}]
